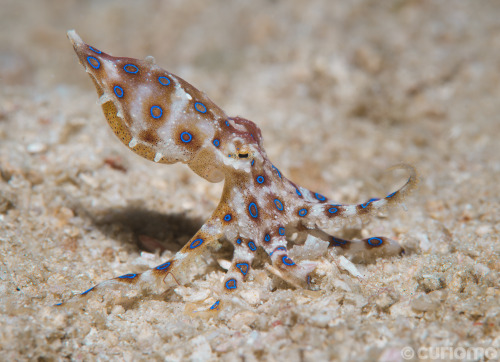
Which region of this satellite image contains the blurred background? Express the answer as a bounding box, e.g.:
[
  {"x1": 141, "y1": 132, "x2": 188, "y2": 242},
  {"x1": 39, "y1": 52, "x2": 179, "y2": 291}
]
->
[{"x1": 3, "y1": 0, "x2": 499, "y2": 185}]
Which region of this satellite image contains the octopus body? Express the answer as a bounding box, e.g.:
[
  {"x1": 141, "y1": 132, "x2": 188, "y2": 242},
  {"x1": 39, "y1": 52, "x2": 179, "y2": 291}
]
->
[{"x1": 64, "y1": 31, "x2": 417, "y2": 308}]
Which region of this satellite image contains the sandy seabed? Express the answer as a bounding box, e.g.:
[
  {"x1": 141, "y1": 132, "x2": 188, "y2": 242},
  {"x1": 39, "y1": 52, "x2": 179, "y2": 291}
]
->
[{"x1": 0, "y1": 1, "x2": 499, "y2": 361}]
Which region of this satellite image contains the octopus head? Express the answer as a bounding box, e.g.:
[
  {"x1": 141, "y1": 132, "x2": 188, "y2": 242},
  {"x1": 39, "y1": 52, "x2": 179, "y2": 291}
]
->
[{"x1": 68, "y1": 30, "x2": 268, "y2": 184}]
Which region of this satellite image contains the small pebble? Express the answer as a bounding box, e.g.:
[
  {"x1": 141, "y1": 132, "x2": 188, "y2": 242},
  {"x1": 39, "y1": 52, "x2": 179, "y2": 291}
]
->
[
  {"x1": 475, "y1": 225, "x2": 492, "y2": 236},
  {"x1": 411, "y1": 294, "x2": 439, "y2": 312},
  {"x1": 338, "y1": 256, "x2": 364, "y2": 279},
  {"x1": 26, "y1": 142, "x2": 47, "y2": 154}
]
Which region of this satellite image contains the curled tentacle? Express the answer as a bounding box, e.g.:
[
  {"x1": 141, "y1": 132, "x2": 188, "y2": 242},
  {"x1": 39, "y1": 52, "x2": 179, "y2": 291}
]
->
[
  {"x1": 296, "y1": 164, "x2": 418, "y2": 230},
  {"x1": 56, "y1": 219, "x2": 223, "y2": 306},
  {"x1": 304, "y1": 228, "x2": 404, "y2": 264},
  {"x1": 220, "y1": 236, "x2": 256, "y2": 294}
]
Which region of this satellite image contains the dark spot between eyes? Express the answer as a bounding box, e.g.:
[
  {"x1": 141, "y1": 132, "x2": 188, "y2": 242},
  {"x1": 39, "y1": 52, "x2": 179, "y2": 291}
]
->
[{"x1": 238, "y1": 153, "x2": 249, "y2": 158}]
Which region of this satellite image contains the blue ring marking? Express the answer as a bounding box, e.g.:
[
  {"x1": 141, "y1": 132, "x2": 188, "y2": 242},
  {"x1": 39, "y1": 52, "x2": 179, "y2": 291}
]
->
[
  {"x1": 248, "y1": 202, "x2": 258, "y2": 218},
  {"x1": 298, "y1": 208, "x2": 308, "y2": 217},
  {"x1": 225, "y1": 278, "x2": 237, "y2": 290},
  {"x1": 386, "y1": 191, "x2": 397, "y2": 198},
  {"x1": 194, "y1": 102, "x2": 207, "y2": 114},
  {"x1": 225, "y1": 120, "x2": 230, "y2": 127},
  {"x1": 251, "y1": 159, "x2": 255, "y2": 166},
  {"x1": 328, "y1": 206, "x2": 338, "y2": 214},
  {"x1": 256, "y1": 175, "x2": 265, "y2": 184},
  {"x1": 124, "y1": 64, "x2": 139, "y2": 74},
  {"x1": 307, "y1": 275, "x2": 312, "y2": 285},
  {"x1": 236, "y1": 263, "x2": 249, "y2": 276},
  {"x1": 81, "y1": 286, "x2": 95, "y2": 295},
  {"x1": 282, "y1": 256, "x2": 295, "y2": 266},
  {"x1": 189, "y1": 238, "x2": 203, "y2": 249},
  {"x1": 270, "y1": 246, "x2": 286, "y2": 256},
  {"x1": 180, "y1": 131, "x2": 193, "y2": 143},
  {"x1": 213, "y1": 139, "x2": 220, "y2": 147},
  {"x1": 367, "y1": 237, "x2": 383, "y2": 247},
  {"x1": 331, "y1": 237, "x2": 347, "y2": 245},
  {"x1": 86, "y1": 56, "x2": 100, "y2": 69},
  {"x1": 113, "y1": 85, "x2": 124, "y2": 98},
  {"x1": 274, "y1": 198, "x2": 284, "y2": 211},
  {"x1": 315, "y1": 193, "x2": 326, "y2": 201},
  {"x1": 150, "y1": 105, "x2": 163, "y2": 119},
  {"x1": 209, "y1": 300, "x2": 220, "y2": 310},
  {"x1": 156, "y1": 261, "x2": 171, "y2": 270},
  {"x1": 55, "y1": 302, "x2": 63, "y2": 306},
  {"x1": 361, "y1": 198, "x2": 379, "y2": 209},
  {"x1": 158, "y1": 76, "x2": 171, "y2": 86},
  {"x1": 88, "y1": 46, "x2": 102, "y2": 54},
  {"x1": 236, "y1": 238, "x2": 242, "y2": 244},
  {"x1": 278, "y1": 227, "x2": 285, "y2": 236},
  {"x1": 264, "y1": 234, "x2": 270, "y2": 242},
  {"x1": 224, "y1": 214, "x2": 232, "y2": 222},
  {"x1": 118, "y1": 273, "x2": 137, "y2": 279},
  {"x1": 272, "y1": 165, "x2": 282, "y2": 178},
  {"x1": 295, "y1": 187, "x2": 302, "y2": 197},
  {"x1": 248, "y1": 241, "x2": 257, "y2": 251}
]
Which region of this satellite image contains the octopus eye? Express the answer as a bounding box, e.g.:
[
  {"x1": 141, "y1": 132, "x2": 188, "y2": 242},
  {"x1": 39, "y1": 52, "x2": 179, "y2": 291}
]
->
[{"x1": 237, "y1": 147, "x2": 251, "y2": 159}]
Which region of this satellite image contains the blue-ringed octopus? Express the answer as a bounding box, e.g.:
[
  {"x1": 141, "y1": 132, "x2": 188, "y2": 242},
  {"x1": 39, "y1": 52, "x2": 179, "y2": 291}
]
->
[{"x1": 61, "y1": 30, "x2": 418, "y2": 310}]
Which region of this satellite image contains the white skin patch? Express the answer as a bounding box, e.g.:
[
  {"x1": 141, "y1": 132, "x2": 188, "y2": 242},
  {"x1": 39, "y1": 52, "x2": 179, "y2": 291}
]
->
[
  {"x1": 154, "y1": 152, "x2": 163, "y2": 162},
  {"x1": 342, "y1": 205, "x2": 357, "y2": 216},
  {"x1": 98, "y1": 93, "x2": 112, "y2": 105},
  {"x1": 128, "y1": 137, "x2": 138, "y2": 148},
  {"x1": 174, "y1": 252, "x2": 187, "y2": 261},
  {"x1": 309, "y1": 206, "x2": 324, "y2": 218},
  {"x1": 374, "y1": 199, "x2": 387, "y2": 208},
  {"x1": 129, "y1": 84, "x2": 151, "y2": 126},
  {"x1": 102, "y1": 58, "x2": 119, "y2": 80},
  {"x1": 169, "y1": 77, "x2": 190, "y2": 121}
]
